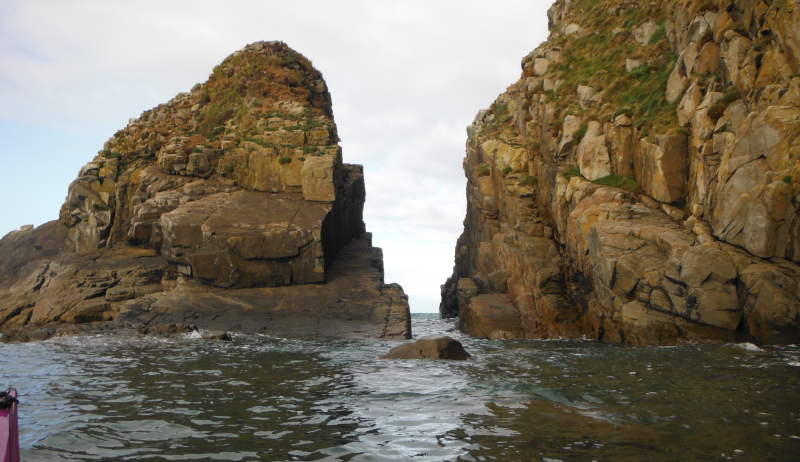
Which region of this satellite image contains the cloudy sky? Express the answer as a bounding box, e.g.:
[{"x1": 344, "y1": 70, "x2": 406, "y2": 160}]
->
[{"x1": 0, "y1": 0, "x2": 551, "y2": 312}]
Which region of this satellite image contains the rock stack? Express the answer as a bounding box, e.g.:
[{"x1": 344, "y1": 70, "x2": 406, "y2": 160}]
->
[
  {"x1": 0, "y1": 41, "x2": 410, "y2": 342},
  {"x1": 442, "y1": 0, "x2": 800, "y2": 345}
]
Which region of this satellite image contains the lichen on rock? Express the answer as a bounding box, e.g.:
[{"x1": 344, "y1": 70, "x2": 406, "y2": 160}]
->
[
  {"x1": 442, "y1": 0, "x2": 800, "y2": 345},
  {"x1": 0, "y1": 41, "x2": 410, "y2": 342}
]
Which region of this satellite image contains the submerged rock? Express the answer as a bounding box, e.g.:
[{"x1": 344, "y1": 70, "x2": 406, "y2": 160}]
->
[
  {"x1": 200, "y1": 330, "x2": 233, "y2": 341},
  {"x1": 0, "y1": 41, "x2": 410, "y2": 342},
  {"x1": 382, "y1": 336, "x2": 471, "y2": 360},
  {"x1": 138, "y1": 323, "x2": 196, "y2": 336}
]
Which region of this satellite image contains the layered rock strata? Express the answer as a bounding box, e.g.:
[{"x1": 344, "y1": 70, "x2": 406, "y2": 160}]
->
[
  {"x1": 0, "y1": 41, "x2": 410, "y2": 342},
  {"x1": 442, "y1": 0, "x2": 800, "y2": 345}
]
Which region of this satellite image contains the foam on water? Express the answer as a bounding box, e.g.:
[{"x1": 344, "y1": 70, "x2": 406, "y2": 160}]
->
[
  {"x1": 184, "y1": 330, "x2": 203, "y2": 340},
  {"x1": 737, "y1": 342, "x2": 764, "y2": 352},
  {"x1": 2, "y1": 314, "x2": 800, "y2": 461}
]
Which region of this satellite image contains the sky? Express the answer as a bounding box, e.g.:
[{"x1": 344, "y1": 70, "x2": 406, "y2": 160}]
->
[{"x1": 0, "y1": 0, "x2": 551, "y2": 313}]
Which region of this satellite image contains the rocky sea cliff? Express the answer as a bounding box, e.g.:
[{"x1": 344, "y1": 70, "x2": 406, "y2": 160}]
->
[
  {"x1": 0, "y1": 42, "x2": 410, "y2": 342},
  {"x1": 2, "y1": 0, "x2": 799, "y2": 348},
  {"x1": 441, "y1": 0, "x2": 800, "y2": 345}
]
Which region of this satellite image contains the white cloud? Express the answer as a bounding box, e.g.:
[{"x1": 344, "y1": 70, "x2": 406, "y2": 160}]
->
[{"x1": 0, "y1": 0, "x2": 551, "y2": 312}]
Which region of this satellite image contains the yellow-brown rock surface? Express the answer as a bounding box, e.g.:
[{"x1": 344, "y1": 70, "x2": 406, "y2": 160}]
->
[
  {"x1": 0, "y1": 42, "x2": 410, "y2": 342},
  {"x1": 442, "y1": 0, "x2": 800, "y2": 345}
]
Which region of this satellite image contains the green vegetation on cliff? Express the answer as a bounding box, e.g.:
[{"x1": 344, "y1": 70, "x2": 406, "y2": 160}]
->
[
  {"x1": 534, "y1": 0, "x2": 679, "y2": 136},
  {"x1": 445, "y1": 0, "x2": 800, "y2": 346},
  {"x1": 97, "y1": 42, "x2": 335, "y2": 172}
]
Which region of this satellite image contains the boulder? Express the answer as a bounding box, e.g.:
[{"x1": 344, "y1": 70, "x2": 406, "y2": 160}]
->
[
  {"x1": 577, "y1": 121, "x2": 611, "y2": 181},
  {"x1": 562, "y1": 23, "x2": 583, "y2": 36},
  {"x1": 382, "y1": 336, "x2": 471, "y2": 360},
  {"x1": 201, "y1": 330, "x2": 233, "y2": 341},
  {"x1": 577, "y1": 85, "x2": 600, "y2": 108},
  {"x1": 633, "y1": 20, "x2": 659, "y2": 45},
  {"x1": 626, "y1": 58, "x2": 642, "y2": 73},
  {"x1": 533, "y1": 58, "x2": 551, "y2": 76},
  {"x1": 138, "y1": 323, "x2": 194, "y2": 336}
]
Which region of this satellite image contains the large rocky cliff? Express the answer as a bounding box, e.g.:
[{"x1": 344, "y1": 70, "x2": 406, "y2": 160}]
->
[
  {"x1": 442, "y1": 0, "x2": 800, "y2": 345},
  {"x1": 0, "y1": 42, "x2": 410, "y2": 342}
]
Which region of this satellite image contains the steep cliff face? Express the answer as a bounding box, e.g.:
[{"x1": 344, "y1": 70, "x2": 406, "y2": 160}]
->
[
  {"x1": 442, "y1": 0, "x2": 800, "y2": 345},
  {"x1": 0, "y1": 42, "x2": 410, "y2": 341}
]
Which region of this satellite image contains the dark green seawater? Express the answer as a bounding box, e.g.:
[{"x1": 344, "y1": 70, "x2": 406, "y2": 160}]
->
[{"x1": 2, "y1": 314, "x2": 800, "y2": 461}]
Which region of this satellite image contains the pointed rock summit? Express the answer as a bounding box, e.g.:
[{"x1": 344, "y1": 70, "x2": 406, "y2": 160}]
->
[{"x1": 0, "y1": 41, "x2": 411, "y2": 342}]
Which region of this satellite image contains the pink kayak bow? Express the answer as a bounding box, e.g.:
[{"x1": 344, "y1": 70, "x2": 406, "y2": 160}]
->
[{"x1": 0, "y1": 389, "x2": 19, "y2": 462}]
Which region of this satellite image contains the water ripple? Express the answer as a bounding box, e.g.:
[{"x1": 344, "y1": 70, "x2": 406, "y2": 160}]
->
[{"x1": 2, "y1": 314, "x2": 800, "y2": 461}]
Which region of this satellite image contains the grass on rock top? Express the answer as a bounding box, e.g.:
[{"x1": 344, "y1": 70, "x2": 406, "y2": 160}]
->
[
  {"x1": 199, "y1": 42, "x2": 329, "y2": 135},
  {"x1": 593, "y1": 173, "x2": 641, "y2": 192},
  {"x1": 546, "y1": 0, "x2": 680, "y2": 134},
  {"x1": 478, "y1": 0, "x2": 687, "y2": 156},
  {"x1": 97, "y1": 42, "x2": 337, "y2": 172}
]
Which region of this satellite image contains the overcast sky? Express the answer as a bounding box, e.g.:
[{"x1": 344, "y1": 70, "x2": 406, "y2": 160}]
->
[{"x1": 0, "y1": 0, "x2": 551, "y2": 312}]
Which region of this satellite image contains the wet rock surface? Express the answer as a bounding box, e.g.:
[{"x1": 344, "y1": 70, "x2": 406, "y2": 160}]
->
[{"x1": 382, "y1": 335, "x2": 471, "y2": 360}]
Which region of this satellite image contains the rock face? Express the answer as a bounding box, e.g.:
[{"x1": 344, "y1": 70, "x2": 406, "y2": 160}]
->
[
  {"x1": 382, "y1": 336, "x2": 471, "y2": 360},
  {"x1": 0, "y1": 41, "x2": 410, "y2": 342},
  {"x1": 442, "y1": 0, "x2": 800, "y2": 345}
]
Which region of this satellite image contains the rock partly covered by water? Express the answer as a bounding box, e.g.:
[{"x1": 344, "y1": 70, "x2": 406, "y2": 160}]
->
[
  {"x1": 382, "y1": 336, "x2": 471, "y2": 360},
  {"x1": 442, "y1": 0, "x2": 800, "y2": 345},
  {"x1": 0, "y1": 41, "x2": 410, "y2": 342}
]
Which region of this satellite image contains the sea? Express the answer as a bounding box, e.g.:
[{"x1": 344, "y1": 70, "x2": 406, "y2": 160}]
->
[{"x1": 2, "y1": 313, "x2": 799, "y2": 461}]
